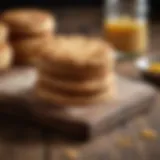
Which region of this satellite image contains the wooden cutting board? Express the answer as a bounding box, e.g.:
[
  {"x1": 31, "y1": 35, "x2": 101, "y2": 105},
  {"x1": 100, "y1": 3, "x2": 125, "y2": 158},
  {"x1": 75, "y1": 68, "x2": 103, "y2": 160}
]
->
[{"x1": 0, "y1": 68, "x2": 157, "y2": 140}]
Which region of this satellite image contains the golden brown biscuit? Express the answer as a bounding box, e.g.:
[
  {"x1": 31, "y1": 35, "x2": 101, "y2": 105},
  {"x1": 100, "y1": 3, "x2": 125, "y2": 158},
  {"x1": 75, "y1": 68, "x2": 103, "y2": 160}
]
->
[
  {"x1": 36, "y1": 54, "x2": 114, "y2": 81},
  {"x1": 38, "y1": 64, "x2": 108, "y2": 81},
  {"x1": 33, "y1": 35, "x2": 116, "y2": 106},
  {"x1": 37, "y1": 73, "x2": 115, "y2": 95},
  {"x1": 12, "y1": 36, "x2": 54, "y2": 55},
  {"x1": 36, "y1": 35, "x2": 115, "y2": 80},
  {"x1": 0, "y1": 23, "x2": 9, "y2": 43},
  {"x1": 12, "y1": 36, "x2": 54, "y2": 65},
  {"x1": 0, "y1": 44, "x2": 13, "y2": 70},
  {"x1": 38, "y1": 35, "x2": 114, "y2": 69},
  {"x1": 1, "y1": 9, "x2": 56, "y2": 36},
  {"x1": 34, "y1": 84, "x2": 116, "y2": 106}
]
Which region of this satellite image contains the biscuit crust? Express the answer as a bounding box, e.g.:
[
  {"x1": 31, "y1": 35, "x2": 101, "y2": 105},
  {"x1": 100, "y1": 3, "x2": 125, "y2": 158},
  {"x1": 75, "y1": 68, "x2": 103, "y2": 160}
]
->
[
  {"x1": 12, "y1": 37, "x2": 54, "y2": 65},
  {"x1": 36, "y1": 35, "x2": 115, "y2": 80},
  {"x1": 37, "y1": 73, "x2": 115, "y2": 96},
  {"x1": 2, "y1": 9, "x2": 56, "y2": 35},
  {"x1": 35, "y1": 84, "x2": 115, "y2": 106}
]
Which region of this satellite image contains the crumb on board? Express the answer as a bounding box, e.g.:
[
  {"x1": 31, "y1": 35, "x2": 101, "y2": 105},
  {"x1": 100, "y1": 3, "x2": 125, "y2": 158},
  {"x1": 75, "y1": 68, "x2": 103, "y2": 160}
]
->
[
  {"x1": 64, "y1": 148, "x2": 79, "y2": 160},
  {"x1": 140, "y1": 129, "x2": 158, "y2": 140}
]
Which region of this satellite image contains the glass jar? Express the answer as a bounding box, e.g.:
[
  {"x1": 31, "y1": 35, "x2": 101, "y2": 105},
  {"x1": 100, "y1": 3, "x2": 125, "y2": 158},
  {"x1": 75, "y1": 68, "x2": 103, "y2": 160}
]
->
[{"x1": 104, "y1": 0, "x2": 149, "y2": 57}]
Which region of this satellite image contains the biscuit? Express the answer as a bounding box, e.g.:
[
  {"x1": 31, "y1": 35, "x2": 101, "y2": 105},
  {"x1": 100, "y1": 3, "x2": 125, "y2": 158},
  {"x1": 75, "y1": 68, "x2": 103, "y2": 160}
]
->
[
  {"x1": 38, "y1": 64, "x2": 108, "y2": 81},
  {"x1": 15, "y1": 54, "x2": 39, "y2": 65},
  {"x1": 36, "y1": 54, "x2": 113, "y2": 81},
  {"x1": 1, "y1": 9, "x2": 56, "y2": 36},
  {"x1": 38, "y1": 35, "x2": 114, "y2": 69},
  {"x1": 0, "y1": 23, "x2": 9, "y2": 43},
  {"x1": 10, "y1": 31, "x2": 53, "y2": 41},
  {"x1": 12, "y1": 37, "x2": 54, "y2": 65},
  {"x1": 12, "y1": 36, "x2": 54, "y2": 55},
  {"x1": 36, "y1": 35, "x2": 115, "y2": 80},
  {"x1": 37, "y1": 73, "x2": 115, "y2": 95},
  {"x1": 34, "y1": 84, "x2": 115, "y2": 106},
  {"x1": 0, "y1": 44, "x2": 13, "y2": 70}
]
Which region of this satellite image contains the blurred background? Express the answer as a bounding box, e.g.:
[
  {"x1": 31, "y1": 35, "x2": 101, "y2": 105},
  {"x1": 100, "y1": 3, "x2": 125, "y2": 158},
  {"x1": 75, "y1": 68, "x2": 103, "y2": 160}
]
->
[
  {"x1": 1, "y1": 0, "x2": 159, "y2": 19},
  {"x1": 0, "y1": 1, "x2": 159, "y2": 159},
  {"x1": 1, "y1": 0, "x2": 159, "y2": 35}
]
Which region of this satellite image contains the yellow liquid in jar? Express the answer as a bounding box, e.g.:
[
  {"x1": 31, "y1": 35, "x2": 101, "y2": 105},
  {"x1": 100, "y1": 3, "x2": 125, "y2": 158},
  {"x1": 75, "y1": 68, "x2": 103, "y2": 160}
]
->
[{"x1": 104, "y1": 17, "x2": 148, "y2": 55}]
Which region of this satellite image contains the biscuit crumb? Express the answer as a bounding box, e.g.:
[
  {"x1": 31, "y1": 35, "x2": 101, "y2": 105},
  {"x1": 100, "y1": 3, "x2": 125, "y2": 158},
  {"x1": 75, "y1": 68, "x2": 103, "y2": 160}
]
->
[
  {"x1": 64, "y1": 148, "x2": 78, "y2": 160},
  {"x1": 140, "y1": 129, "x2": 157, "y2": 140}
]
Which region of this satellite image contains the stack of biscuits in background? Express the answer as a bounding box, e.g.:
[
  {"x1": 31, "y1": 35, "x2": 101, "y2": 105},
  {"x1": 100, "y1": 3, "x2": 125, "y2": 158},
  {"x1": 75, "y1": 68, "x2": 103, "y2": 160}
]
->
[
  {"x1": 1, "y1": 9, "x2": 56, "y2": 65},
  {"x1": 34, "y1": 35, "x2": 116, "y2": 106},
  {"x1": 0, "y1": 23, "x2": 13, "y2": 71}
]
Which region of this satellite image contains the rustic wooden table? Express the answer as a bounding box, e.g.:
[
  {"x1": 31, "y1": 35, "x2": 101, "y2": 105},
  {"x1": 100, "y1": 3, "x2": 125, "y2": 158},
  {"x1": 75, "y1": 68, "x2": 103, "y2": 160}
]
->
[{"x1": 0, "y1": 8, "x2": 160, "y2": 160}]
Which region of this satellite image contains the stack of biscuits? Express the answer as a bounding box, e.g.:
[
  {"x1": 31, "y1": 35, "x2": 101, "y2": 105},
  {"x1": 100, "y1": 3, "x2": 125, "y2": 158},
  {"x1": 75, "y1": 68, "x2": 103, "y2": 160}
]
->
[
  {"x1": 35, "y1": 35, "x2": 116, "y2": 106},
  {"x1": 0, "y1": 23, "x2": 13, "y2": 71},
  {"x1": 1, "y1": 9, "x2": 56, "y2": 65}
]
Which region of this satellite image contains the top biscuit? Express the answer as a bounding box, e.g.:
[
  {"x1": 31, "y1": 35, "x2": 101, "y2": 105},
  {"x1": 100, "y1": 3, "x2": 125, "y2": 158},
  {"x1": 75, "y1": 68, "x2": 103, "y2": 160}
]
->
[
  {"x1": 1, "y1": 9, "x2": 56, "y2": 35},
  {"x1": 38, "y1": 35, "x2": 114, "y2": 70}
]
